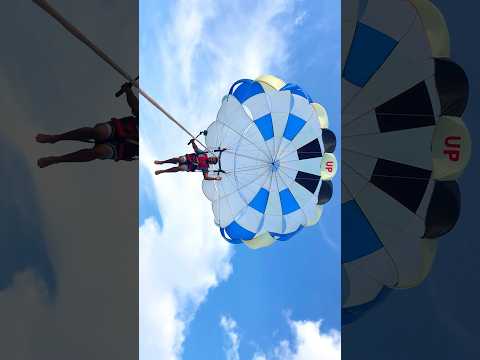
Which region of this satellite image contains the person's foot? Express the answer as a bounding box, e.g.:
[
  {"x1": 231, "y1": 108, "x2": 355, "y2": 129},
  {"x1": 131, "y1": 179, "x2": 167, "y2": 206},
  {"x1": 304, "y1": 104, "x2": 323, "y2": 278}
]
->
[
  {"x1": 154, "y1": 160, "x2": 164, "y2": 165},
  {"x1": 155, "y1": 169, "x2": 164, "y2": 175},
  {"x1": 36, "y1": 134, "x2": 58, "y2": 144},
  {"x1": 37, "y1": 156, "x2": 58, "y2": 168}
]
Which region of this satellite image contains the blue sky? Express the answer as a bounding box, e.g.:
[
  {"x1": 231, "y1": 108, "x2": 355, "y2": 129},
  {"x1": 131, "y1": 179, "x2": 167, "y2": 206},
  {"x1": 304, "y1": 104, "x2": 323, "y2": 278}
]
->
[{"x1": 139, "y1": 1, "x2": 340, "y2": 359}]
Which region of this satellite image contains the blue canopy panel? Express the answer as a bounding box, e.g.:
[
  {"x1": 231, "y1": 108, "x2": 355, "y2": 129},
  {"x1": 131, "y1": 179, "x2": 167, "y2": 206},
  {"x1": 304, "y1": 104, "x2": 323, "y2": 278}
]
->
[
  {"x1": 220, "y1": 225, "x2": 305, "y2": 244},
  {"x1": 281, "y1": 83, "x2": 313, "y2": 103},
  {"x1": 283, "y1": 114, "x2": 307, "y2": 141},
  {"x1": 279, "y1": 188, "x2": 301, "y2": 215},
  {"x1": 249, "y1": 188, "x2": 270, "y2": 214},
  {"x1": 230, "y1": 79, "x2": 265, "y2": 104},
  {"x1": 219, "y1": 187, "x2": 270, "y2": 243},
  {"x1": 221, "y1": 223, "x2": 255, "y2": 244},
  {"x1": 342, "y1": 200, "x2": 383, "y2": 263},
  {"x1": 254, "y1": 114, "x2": 275, "y2": 141},
  {"x1": 343, "y1": 22, "x2": 398, "y2": 87},
  {"x1": 270, "y1": 226, "x2": 304, "y2": 242},
  {"x1": 219, "y1": 186, "x2": 306, "y2": 243}
]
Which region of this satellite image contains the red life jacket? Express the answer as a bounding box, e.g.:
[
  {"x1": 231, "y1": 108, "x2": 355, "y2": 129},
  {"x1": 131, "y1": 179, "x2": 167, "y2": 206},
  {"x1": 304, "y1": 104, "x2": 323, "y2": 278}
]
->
[
  {"x1": 115, "y1": 142, "x2": 138, "y2": 162},
  {"x1": 111, "y1": 116, "x2": 138, "y2": 141},
  {"x1": 185, "y1": 153, "x2": 209, "y2": 171},
  {"x1": 197, "y1": 153, "x2": 209, "y2": 170},
  {"x1": 109, "y1": 116, "x2": 138, "y2": 161}
]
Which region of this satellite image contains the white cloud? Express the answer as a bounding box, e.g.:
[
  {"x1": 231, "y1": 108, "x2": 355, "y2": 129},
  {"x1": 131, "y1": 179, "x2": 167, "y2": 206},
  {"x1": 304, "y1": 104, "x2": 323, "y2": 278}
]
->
[
  {"x1": 220, "y1": 315, "x2": 241, "y2": 360},
  {"x1": 252, "y1": 354, "x2": 268, "y2": 360},
  {"x1": 273, "y1": 319, "x2": 341, "y2": 360},
  {"x1": 140, "y1": 0, "x2": 297, "y2": 359},
  {"x1": 218, "y1": 314, "x2": 340, "y2": 360}
]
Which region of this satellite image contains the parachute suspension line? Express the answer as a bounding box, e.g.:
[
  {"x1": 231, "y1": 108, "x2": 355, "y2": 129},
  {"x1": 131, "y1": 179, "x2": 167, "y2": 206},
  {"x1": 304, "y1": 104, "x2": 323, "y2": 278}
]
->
[
  {"x1": 279, "y1": 155, "x2": 325, "y2": 165},
  {"x1": 277, "y1": 166, "x2": 322, "y2": 183},
  {"x1": 32, "y1": 0, "x2": 205, "y2": 149},
  {"x1": 277, "y1": 169, "x2": 309, "y2": 225},
  {"x1": 216, "y1": 119, "x2": 272, "y2": 161},
  {"x1": 223, "y1": 150, "x2": 270, "y2": 163},
  {"x1": 213, "y1": 167, "x2": 271, "y2": 202},
  {"x1": 222, "y1": 163, "x2": 271, "y2": 175}
]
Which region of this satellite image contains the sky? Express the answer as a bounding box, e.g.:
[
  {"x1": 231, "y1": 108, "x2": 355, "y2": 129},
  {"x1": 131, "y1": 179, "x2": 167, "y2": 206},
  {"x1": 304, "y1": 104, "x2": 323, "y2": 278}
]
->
[{"x1": 139, "y1": 1, "x2": 341, "y2": 360}]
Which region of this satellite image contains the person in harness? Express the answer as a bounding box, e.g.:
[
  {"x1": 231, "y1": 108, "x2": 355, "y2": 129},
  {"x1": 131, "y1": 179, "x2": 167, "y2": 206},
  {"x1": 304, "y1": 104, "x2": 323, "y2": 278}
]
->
[
  {"x1": 154, "y1": 139, "x2": 222, "y2": 181},
  {"x1": 35, "y1": 82, "x2": 139, "y2": 168}
]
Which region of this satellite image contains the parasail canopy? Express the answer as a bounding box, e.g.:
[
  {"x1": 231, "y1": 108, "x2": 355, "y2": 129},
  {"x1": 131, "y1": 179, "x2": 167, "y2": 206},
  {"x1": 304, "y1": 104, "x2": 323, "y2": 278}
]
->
[
  {"x1": 202, "y1": 75, "x2": 338, "y2": 249},
  {"x1": 341, "y1": 0, "x2": 471, "y2": 325}
]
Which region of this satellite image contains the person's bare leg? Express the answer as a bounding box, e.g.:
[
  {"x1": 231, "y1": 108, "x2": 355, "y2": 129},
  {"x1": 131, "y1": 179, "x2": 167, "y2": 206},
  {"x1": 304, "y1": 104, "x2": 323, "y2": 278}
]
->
[
  {"x1": 154, "y1": 157, "x2": 180, "y2": 165},
  {"x1": 36, "y1": 127, "x2": 95, "y2": 144},
  {"x1": 37, "y1": 144, "x2": 113, "y2": 168},
  {"x1": 155, "y1": 166, "x2": 184, "y2": 175},
  {"x1": 38, "y1": 149, "x2": 96, "y2": 168},
  {"x1": 36, "y1": 123, "x2": 111, "y2": 144}
]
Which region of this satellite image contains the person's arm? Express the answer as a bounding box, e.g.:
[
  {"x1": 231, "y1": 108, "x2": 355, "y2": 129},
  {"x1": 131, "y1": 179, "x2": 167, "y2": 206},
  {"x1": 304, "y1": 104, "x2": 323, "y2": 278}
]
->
[
  {"x1": 203, "y1": 171, "x2": 221, "y2": 181},
  {"x1": 191, "y1": 140, "x2": 202, "y2": 154},
  {"x1": 125, "y1": 87, "x2": 139, "y2": 117}
]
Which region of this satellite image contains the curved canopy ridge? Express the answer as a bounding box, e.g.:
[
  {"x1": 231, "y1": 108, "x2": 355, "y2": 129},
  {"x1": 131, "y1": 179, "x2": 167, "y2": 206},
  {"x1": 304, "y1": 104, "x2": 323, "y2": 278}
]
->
[
  {"x1": 202, "y1": 75, "x2": 337, "y2": 249},
  {"x1": 341, "y1": 0, "x2": 471, "y2": 325}
]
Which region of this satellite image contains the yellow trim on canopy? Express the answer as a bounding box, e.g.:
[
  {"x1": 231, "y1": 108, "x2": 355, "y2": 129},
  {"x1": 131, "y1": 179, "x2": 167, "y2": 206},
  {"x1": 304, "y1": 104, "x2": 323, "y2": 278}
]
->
[
  {"x1": 243, "y1": 232, "x2": 276, "y2": 250},
  {"x1": 409, "y1": 0, "x2": 450, "y2": 57},
  {"x1": 312, "y1": 103, "x2": 329, "y2": 129},
  {"x1": 255, "y1": 74, "x2": 286, "y2": 91}
]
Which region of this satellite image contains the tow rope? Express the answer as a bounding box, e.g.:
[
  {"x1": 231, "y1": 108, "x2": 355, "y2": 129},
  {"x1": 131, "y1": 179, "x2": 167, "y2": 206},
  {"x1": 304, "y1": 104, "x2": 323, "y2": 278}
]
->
[{"x1": 32, "y1": 0, "x2": 206, "y2": 149}]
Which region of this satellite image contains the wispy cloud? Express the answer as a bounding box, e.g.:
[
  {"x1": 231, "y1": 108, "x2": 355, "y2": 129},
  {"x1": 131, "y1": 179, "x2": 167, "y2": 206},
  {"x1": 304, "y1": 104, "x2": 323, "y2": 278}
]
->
[
  {"x1": 220, "y1": 315, "x2": 241, "y2": 360},
  {"x1": 140, "y1": 0, "x2": 298, "y2": 358},
  {"x1": 252, "y1": 353, "x2": 268, "y2": 360},
  {"x1": 294, "y1": 10, "x2": 307, "y2": 26}
]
